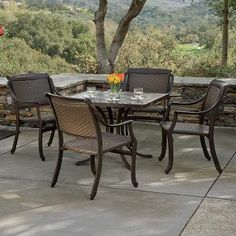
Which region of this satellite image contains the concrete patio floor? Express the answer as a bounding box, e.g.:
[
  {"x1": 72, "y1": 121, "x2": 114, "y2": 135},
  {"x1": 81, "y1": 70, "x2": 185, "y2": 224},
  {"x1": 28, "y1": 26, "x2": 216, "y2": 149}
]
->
[{"x1": 0, "y1": 123, "x2": 235, "y2": 236}]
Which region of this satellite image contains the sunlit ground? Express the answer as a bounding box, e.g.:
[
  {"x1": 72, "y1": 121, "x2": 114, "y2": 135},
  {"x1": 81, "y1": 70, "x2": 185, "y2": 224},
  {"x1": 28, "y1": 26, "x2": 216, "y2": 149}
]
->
[{"x1": 0, "y1": 124, "x2": 235, "y2": 236}]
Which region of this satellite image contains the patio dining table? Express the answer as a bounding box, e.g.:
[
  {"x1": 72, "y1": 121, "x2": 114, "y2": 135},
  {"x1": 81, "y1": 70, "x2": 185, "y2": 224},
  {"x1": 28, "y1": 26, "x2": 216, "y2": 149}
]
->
[
  {"x1": 70, "y1": 90, "x2": 169, "y2": 168},
  {"x1": 71, "y1": 90, "x2": 169, "y2": 120}
]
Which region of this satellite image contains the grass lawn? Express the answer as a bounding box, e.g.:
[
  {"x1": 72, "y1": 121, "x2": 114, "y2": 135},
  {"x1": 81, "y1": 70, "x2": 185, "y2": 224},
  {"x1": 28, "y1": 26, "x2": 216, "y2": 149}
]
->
[{"x1": 176, "y1": 43, "x2": 206, "y2": 54}]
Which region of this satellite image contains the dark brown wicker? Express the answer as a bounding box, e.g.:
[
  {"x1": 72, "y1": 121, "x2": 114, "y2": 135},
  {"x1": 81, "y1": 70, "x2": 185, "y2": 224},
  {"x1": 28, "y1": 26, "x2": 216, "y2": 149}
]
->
[
  {"x1": 46, "y1": 93, "x2": 138, "y2": 200},
  {"x1": 159, "y1": 79, "x2": 227, "y2": 174},
  {"x1": 124, "y1": 68, "x2": 174, "y2": 121},
  {"x1": 7, "y1": 73, "x2": 58, "y2": 161}
]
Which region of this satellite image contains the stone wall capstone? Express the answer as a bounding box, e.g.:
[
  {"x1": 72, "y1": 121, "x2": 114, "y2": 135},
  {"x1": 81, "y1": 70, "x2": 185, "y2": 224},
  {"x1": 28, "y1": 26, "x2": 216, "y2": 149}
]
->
[{"x1": 0, "y1": 74, "x2": 236, "y2": 127}]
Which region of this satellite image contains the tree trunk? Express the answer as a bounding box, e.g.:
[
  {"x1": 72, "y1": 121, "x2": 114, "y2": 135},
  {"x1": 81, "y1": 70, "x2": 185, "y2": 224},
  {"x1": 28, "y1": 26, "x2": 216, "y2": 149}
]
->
[
  {"x1": 221, "y1": 0, "x2": 229, "y2": 66},
  {"x1": 94, "y1": 0, "x2": 108, "y2": 74},
  {"x1": 94, "y1": 0, "x2": 146, "y2": 74}
]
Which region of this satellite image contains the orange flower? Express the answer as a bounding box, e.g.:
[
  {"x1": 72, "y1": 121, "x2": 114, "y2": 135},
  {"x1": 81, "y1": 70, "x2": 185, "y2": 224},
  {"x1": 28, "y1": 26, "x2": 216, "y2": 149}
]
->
[
  {"x1": 107, "y1": 73, "x2": 124, "y2": 85},
  {"x1": 117, "y1": 73, "x2": 124, "y2": 81}
]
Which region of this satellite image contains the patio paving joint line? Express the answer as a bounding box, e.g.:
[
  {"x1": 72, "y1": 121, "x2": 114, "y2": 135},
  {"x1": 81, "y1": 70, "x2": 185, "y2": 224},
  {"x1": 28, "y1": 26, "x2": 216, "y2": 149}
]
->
[
  {"x1": 96, "y1": 185, "x2": 204, "y2": 199},
  {"x1": 0, "y1": 137, "x2": 40, "y2": 156},
  {"x1": 0, "y1": 176, "x2": 51, "y2": 184},
  {"x1": 179, "y1": 151, "x2": 236, "y2": 235},
  {"x1": 0, "y1": 175, "x2": 204, "y2": 200},
  {"x1": 205, "y1": 196, "x2": 236, "y2": 202}
]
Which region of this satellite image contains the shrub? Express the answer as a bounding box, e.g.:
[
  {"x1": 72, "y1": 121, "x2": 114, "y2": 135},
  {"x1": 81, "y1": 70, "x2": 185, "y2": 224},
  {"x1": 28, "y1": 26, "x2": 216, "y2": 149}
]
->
[{"x1": 0, "y1": 37, "x2": 75, "y2": 75}]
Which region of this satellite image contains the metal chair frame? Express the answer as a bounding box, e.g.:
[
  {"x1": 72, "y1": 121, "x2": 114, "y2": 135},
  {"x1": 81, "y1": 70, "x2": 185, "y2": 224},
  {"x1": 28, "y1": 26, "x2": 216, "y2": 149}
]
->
[
  {"x1": 159, "y1": 79, "x2": 227, "y2": 174},
  {"x1": 7, "y1": 73, "x2": 58, "y2": 161},
  {"x1": 46, "y1": 93, "x2": 138, "y2": 200},
  {"x1": 124, "y1": 68, "x2": 174, "y2": 121}
]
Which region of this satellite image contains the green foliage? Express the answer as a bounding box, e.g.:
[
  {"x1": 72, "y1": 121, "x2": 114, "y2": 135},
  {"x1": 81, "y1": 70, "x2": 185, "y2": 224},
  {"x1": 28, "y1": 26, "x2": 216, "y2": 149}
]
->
[
  {"x1": 207, "y1": 0, "x2": 236, "y2": 17},
  {"x1": 0, "y1": 0, "x2": 236, "y2": 78},
  {"x1": 117, "y1": 28, "x2": 176, "y2": 72},
  {"x1": 7, "y1": 11, "x2": 95, "y2": 62},
  {"x1": 0, "y1": 1, "x2": 19, "y2": 24},
  {"x1": 25, "y1": 0, "x2": 65, "y2": 10},
  {"x1": 74, "y1": 0, "x2": 192, "y2": 12},
  {"x1": 117, "y1": 25, "x2": 236, "y2": 78},
  {"x1": 62, "y1": 35, "x2": 95, "y2": 64},
  {"x1": 173, "y1": 48, "x2": 236, "y2": 77},
  {"x1": 0, "y1": 37, "x2": 74, "y2": 75},
  {"x1": 73, "y1": 53, "x2": 97, "y2": 73}
]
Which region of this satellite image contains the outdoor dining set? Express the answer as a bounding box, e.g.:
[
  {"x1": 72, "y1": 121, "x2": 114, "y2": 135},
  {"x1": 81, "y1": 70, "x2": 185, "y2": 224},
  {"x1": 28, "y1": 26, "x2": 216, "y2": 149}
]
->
[{"x1": 5, "y1": 68, "x2": 227, "y2": 199}]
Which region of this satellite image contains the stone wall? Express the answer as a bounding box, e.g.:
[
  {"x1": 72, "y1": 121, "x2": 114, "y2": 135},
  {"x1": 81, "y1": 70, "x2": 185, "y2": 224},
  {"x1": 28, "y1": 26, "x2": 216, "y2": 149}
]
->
[{"x1": 0, "y1": 74, "x2": 236, "y2": 127}]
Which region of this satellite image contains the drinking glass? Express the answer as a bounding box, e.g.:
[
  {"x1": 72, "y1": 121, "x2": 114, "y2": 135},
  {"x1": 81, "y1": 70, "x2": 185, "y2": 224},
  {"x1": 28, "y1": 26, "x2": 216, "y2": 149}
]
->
[
  {"x1": 87, "y1": 86, "x2": 96, "y2": 98},
  {"x1": 134, "y1": 87, "x2": 144, "y2": 99}
]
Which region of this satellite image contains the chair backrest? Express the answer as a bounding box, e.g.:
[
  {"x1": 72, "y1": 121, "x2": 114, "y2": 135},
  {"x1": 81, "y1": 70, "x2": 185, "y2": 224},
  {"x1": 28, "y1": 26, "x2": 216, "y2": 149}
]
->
[
  {"x1": 200, "y1": 79, "x2": 227, "y2": 123},
  {"x1": 7, "y1": 73, "x2": 55, "y2": 105},
  {"x1": 46, "y1": 94, "x2": 99, "y2": 138},
  {"x1": 124, "y1": 68, "x2": 174, "y2": 93},
  {"x1": 201, "y1": 80, "x2": 226, "y2": 111}
]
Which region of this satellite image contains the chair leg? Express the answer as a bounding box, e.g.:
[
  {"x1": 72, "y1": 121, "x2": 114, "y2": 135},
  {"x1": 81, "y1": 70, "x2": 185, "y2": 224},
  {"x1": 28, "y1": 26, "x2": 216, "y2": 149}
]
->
[
  {"x1": 47, "y1": 129, "x2": 55, "y2": 147},
  {"x1": 11, "y1": 119, "x2": 20, "y2": 154},
  {"x1": 165, "y1": 133, "x2": 174, "y2": 174},
  {"x1": 38, "y1": 125, "x2": 46, "y2": 161},
  {"x1": 90, "y1": 154, "x2": 103, "y2": 200},
  {"x1": 90, "y1": 155, "x2": 96, "y2": 176},
  {"x1": 159, "y1": 129, "x2": 167, "y2": 161},
  {"x1": 120, "y1": 153, "x2": 131, "y2": 170},
  {"x1": 51, "y1": 148, "x2": 64, "y2": 187},
  {"x1": 131, "y1": 142, "x2": 138, "y2": 187},
  {"x1": 209, "y1": 134, "x2": 222, "y2": 174},
  {"x1": 200, "y1": 136, "x2": 211, "y2": 161}
]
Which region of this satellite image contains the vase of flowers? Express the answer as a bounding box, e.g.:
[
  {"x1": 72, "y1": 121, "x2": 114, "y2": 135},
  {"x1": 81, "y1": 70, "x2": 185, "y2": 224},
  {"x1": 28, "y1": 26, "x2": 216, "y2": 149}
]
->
[{"x1": 107, "y1": 73, "x2": 124, "y2": 99}]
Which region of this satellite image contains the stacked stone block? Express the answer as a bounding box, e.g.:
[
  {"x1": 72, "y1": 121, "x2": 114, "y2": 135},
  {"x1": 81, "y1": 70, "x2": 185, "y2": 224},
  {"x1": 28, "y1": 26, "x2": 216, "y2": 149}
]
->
[{"x1": 0, "y1": 75, "x2": 235, "y2": 127}]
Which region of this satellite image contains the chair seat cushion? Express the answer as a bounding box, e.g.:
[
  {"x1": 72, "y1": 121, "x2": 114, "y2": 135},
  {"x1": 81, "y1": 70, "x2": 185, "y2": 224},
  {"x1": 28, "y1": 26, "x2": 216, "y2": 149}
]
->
[
  {"x1": 63, "y1": 132, "x2": 132, "y2": 154},
  {"x1": 160, "y1": 121, "x2": 209, "y2": 135}
]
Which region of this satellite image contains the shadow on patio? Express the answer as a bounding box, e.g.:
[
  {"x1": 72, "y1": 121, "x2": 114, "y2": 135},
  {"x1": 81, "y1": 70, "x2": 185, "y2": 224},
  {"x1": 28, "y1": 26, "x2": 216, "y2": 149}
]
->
[{"x1": 0, "y1": 123, "x2": 235, "y2": 236}]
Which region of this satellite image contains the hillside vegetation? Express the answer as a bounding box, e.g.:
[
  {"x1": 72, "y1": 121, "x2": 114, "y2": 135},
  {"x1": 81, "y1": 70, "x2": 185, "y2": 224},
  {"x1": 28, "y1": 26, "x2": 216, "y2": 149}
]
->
[
  {"x1": 0, "y1": 0, "x2": 235, "y2": 77},
  {"x1": 75, "y1": 0, "x2": 192, "y2": 11}
]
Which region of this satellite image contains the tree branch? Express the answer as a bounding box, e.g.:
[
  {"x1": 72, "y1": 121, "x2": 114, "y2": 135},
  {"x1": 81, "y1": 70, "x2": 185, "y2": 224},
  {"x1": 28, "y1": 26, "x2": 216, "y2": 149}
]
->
[{"x1": 108, "y1": 0, "x2": 147, "y2": 71}]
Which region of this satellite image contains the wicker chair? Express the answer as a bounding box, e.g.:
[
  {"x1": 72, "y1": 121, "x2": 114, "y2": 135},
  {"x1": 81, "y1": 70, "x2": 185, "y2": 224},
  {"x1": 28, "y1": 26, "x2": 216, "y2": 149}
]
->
[
  {"x1": 159, "y1": 79, "x2": 227, "y2": 174},
  {"x1": 46, "y1": 93, "x2": 138, "y2": 200},
  {"x1": 124, "y1": 68, "x2": 174, "y2": 121},
  {"x1": 7, "y1": 73, "x2": 58, "y2": 161}
]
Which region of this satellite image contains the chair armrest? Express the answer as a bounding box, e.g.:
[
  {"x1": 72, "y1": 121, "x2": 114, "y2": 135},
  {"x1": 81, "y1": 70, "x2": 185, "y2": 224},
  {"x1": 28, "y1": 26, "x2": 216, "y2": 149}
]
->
[
  {"x1": 99, "y1": 118, "x2": 136, "y2": 140},
  {"x1": 174, "y1": 94, "x2": 223, "y2": 116},
  {"x1": 166, "y1": 102, "x2": 220, "y2": 132},
  {"x1": 99, "y1": 118, "x2": 133, "y2": 128},
  {"x1": 174, "y1": 109, "x2": 207, "y2": 116},
  {"x1": 170, "y1": 94, "x2": 205, "y2": 106},
  {"x1": 9, "y1": 92, "x2": 38, "y2": 106}
]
